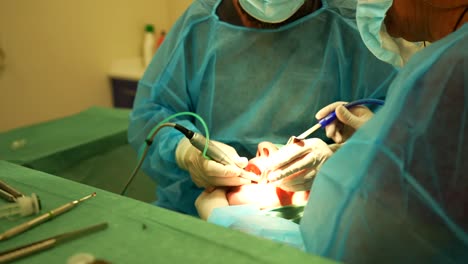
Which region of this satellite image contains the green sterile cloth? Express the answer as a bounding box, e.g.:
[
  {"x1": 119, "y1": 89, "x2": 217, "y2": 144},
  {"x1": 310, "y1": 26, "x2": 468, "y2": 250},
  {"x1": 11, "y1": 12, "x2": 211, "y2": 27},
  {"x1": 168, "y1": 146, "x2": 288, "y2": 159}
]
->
[
  {"x1": 0, "y1": 107, "x2": 130, "y2": 174},
  {"x1": 58, "y1": 144, "x2": 156, "y2": 203},
  {"x1": 0, "y1": 161, "x2": 336, "y2": 264},
  {"x1": 0, "y1": 107, "x2": 156, "y2": 203}
]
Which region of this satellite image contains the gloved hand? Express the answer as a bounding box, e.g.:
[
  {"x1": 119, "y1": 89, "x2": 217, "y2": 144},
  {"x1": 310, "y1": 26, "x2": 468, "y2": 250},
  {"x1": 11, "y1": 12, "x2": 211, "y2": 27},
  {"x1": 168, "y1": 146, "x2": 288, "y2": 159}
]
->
[
  {"x1": 176, "y1": 137, "x2": 258, "y2": 189},
  {"x1": 195, "y1": 188, "x2": 229, "y2": 220},
  {"x1": 266, "y1": 138, "x2": 334, "y2": 192},
  {"x1": 315, "y1": 101, "x2": 374, "y2": 143}
]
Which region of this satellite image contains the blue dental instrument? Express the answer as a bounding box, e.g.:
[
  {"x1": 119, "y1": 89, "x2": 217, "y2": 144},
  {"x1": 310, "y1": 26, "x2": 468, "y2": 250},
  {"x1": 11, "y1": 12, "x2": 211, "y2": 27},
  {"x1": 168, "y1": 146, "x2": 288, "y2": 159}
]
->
[{"x1": 295, "y1": 98, "x2": 385, "y2": 140}]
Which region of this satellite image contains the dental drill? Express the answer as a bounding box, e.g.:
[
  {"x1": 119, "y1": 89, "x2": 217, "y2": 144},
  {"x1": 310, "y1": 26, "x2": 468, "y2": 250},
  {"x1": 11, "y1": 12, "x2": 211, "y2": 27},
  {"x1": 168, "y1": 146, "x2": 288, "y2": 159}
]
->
[{"x1": 174, "y1": 124, "x2": 238, "y2": 166}]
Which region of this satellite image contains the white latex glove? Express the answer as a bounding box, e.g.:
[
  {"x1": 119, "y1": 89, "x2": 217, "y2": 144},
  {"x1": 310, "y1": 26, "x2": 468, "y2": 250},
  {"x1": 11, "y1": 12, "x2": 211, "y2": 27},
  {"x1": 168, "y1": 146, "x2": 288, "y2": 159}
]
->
[
  {"x1": 315, "y1": 101, "x2": 374, "y2": 143},
  {"x1": 195, "y1": 188, "x2": 229, "y2": 220},
  {"x1": 176, "y1": 137, "x2": 258, "y2": 189},
  {"x1": 266, "y1": 138, "x2": 334, "y2": 192}
]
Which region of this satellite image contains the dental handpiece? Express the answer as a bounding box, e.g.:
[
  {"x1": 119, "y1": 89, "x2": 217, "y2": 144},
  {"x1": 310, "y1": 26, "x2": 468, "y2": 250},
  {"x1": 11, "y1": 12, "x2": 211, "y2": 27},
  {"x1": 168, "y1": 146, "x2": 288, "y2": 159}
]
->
[
  {"x1": 296, "y1": 98, "x2": 385, "y2": 140},
  {"x1": 174, "y1": 124, "x2": 237, "y2": 166},
  {"x1": 190, "y1": 133, "x2": 238, "y2": 166}
]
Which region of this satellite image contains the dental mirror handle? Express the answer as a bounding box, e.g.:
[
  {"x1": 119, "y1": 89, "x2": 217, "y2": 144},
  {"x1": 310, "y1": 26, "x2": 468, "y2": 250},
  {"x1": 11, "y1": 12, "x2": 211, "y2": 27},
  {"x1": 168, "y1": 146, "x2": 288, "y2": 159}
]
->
[{"x1": 320, "y1": 99, "x2": 385, "y2": 127}]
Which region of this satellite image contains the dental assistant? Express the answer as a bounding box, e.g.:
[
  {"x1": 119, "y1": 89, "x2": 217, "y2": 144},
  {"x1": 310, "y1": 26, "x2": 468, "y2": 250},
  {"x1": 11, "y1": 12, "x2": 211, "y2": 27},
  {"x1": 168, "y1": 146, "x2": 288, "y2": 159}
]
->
[
  {"x1": 301, "y1": 0, "x2": 468, "y2": 263},
  {"x1": 128, "y1": 0, "x2": 397, "y2": 216}
]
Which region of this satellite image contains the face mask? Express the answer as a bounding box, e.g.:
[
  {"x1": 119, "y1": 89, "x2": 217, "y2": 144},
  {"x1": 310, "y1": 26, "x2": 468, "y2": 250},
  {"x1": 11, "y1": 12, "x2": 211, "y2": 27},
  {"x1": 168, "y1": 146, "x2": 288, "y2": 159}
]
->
[
  {"x1": 356, "y1": 0, "x2": 425, "y2": 67},
  {"x1": 238, "y1": 0, "x2": 306, "y2": 24}
]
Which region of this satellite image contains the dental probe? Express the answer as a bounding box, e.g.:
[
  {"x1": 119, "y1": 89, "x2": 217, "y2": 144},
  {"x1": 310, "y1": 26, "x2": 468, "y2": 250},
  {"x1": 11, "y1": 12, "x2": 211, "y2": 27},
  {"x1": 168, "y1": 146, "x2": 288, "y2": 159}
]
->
[
  {"x1": 174, "y1": 124, "x2": 238, "y2": 166},
  {"x1": 295, "y1": 98, "x2": 385, "y2": 140},
  {"x1": 0, "y1": 222, "x2": 108, "y2": 263},
  {"x1": 0, "y1": 193, "x2": 96, "y2": 241}
]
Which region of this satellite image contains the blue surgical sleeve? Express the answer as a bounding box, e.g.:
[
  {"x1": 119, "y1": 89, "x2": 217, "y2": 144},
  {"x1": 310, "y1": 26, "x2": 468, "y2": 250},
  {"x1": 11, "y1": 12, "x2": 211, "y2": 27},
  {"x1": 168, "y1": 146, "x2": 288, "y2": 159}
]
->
[{"x1": 128, "y1": 4, "x2": 206, "y2": 215}]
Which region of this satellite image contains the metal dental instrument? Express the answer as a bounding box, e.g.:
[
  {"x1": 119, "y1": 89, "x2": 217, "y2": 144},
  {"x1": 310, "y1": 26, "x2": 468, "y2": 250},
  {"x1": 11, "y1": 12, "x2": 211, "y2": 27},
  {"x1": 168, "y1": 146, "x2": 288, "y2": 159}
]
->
[
  {"x1": 174, "y1": 124, "x2": 237, "y2": 166},
  {"x1": 0, "y1": 222, "x2": 108, "y2": 263},
  {"x1": 294, "y1": 98, "x2": 385, "y2": 141},
  {"x1": 0, "y1": 193, "x2": 96, "y2": 241},
  {"x1": 0, "y1": 180, "x2": 25, "y2": 202}
]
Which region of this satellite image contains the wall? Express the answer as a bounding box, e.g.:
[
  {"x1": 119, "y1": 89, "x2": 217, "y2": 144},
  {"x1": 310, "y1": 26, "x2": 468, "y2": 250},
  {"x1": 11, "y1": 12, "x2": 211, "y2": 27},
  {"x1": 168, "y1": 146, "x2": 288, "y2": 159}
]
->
[{"x1": 0, "y1": 0, "x2": 193, "y2": 132}]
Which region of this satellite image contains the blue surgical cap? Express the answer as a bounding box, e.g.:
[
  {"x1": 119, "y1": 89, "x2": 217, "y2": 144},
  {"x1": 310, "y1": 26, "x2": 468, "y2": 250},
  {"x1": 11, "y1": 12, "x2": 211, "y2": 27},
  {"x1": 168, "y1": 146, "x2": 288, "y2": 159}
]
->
[{"x1": 356, "y1": 0, "x2": 424, "y2": 67}]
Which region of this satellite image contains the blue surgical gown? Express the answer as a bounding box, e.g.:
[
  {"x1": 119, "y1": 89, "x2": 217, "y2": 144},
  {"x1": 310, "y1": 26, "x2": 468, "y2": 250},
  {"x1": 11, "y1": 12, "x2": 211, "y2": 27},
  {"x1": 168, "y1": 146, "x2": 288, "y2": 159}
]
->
[
  {"x1": 128, "y1": 0, "x2": 397, "y2": 216},
  {"x1": 301, "y1": 24, "x2": 468, "y2": 263}
]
